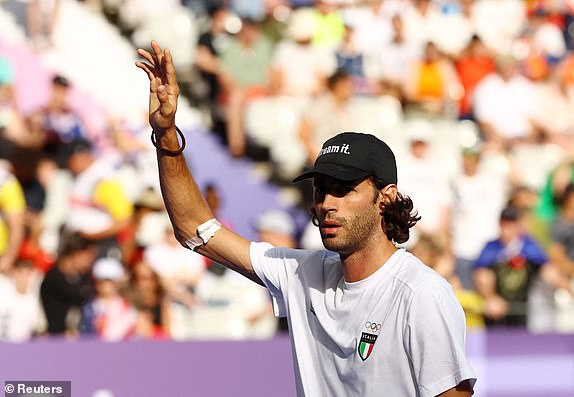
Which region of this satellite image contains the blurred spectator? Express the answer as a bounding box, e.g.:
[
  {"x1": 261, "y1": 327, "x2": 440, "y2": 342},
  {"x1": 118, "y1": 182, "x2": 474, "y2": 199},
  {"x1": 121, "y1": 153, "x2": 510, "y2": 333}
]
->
[
  {"x1": 508, "y1": 185, "x2": 549, "y2": 248},
  {"x1": 40, "y1": 233, "x2": 96, "y2": 335},
  {"x1": 26, "y1": 0, "x2": 61, "y2": 49},
  {"x1": 377, "y1": 13, "x2": 420, "y2": 100},
  {"x1": 254, "y1": 209, "x2": 297, "y2": 249},
  {"x1": 451, "y1": 146, "x2": 507, "y2": 290},
  {"x1": 548, "y1": 183, "x2": 574, "y2": 281},
  {"x1": 404, "y1": 42, "x2": 461, "y2": 117},
  {"x1": 194, "y1": 4, "x2": 230, "y2": 136},
  {"x1": 0, "y1": 259, "x2": 41, "y2": 342},
  {"x1": 412, "y1": 235, "x2": 485, "y2": 330},
  {"x1": 0, "y1": 59, "x2": 35, "y2": 156},
  {"x1": 311, "y1": 0, "x2": 344, "y2": 50},
  {"x1": 335, "y1": 23, "x2": 370, "y2": 93},
  {"x1": 398, "y1": 120, "x2": 451, "y2": 241},
  {"x1": 0, "y1": 165, "x2": 26, "y2": 273},
  {"x1": 341, "y1": 0, "x2": 392, "y2": 59},
  {"x1": 454, "y1": 35, "x2": 496, "y2": 120},
  {"x1": 219, "y1": 18, "x2": 274, "y2": 156},
  {"x1": 80, "y1": 257, "x2": 137, "y2": 341},
  {"x1": 128, "y1": 261, "x2": 170, "y2": 339},
  {"x1": 402, "y1": 0, "x2": 443, "y2": 50},
  {"x1": 473, "y1": 205, "x2": 548, "y2": 327},
  {"x1": 536, "y1": 156, "x2": 574, "y2": 222},
  {"x1": 270, "y1": 7, "x2": 336, "y2": 97},
  {"x1": 120, "y1": 187, "x2": 164, "y2": 267},
  {"x1": 297, "y1": 70, "x2": 360, "y2": 164},
  {"x1": 28, "y1": 75, "x2": 88, "y2": 167},
  {"x1": 18, "y1": 205, "x2": 55, "y2": 273},
  {"x1": 530, "y1": 8, "x2": 567, "y2": 63},
  {"x1": 473, "y1": 56, "x2": 537, "y2": 151},
  {"x1": 531, "y1": 67, "x2": 574, "y2": 149},
  {"x1": 259, "y1": 0, "x2": 289, "y2": 46},
  {"x1": 143, "y1": 221, "x2": 205, "y2": 310},
  {"x1": 64, "y1": 138, "x2": 134, "y2": 258},
  {"x1": 434, "y1": 0, "x2": 475, "y2": 56},
  {"x1": 472, "y1": 0, "x2": 526, "y2": 55}
]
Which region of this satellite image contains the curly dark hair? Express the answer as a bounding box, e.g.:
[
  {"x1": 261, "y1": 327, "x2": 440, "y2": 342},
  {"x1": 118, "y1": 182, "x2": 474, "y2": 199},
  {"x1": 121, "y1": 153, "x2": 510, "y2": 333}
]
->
[
  {"x1": 370, "y1": 176, "x2": 420, "y2": 244},
  {"x1": 309, "y1": 176, "x2": 420, "y2": 245}
]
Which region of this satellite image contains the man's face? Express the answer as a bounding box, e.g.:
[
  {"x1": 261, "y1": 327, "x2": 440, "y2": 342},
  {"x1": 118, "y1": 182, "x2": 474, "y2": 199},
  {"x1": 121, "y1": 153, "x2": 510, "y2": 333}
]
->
[{"x1": 312, "y1": 175, "x2": 381, "y2": 255}]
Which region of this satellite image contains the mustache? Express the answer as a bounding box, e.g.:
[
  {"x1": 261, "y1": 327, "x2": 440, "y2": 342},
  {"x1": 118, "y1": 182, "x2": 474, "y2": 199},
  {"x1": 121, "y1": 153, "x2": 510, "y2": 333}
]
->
[{"x1": 318, "y1": 215, "x2": 346, "y2": 227}]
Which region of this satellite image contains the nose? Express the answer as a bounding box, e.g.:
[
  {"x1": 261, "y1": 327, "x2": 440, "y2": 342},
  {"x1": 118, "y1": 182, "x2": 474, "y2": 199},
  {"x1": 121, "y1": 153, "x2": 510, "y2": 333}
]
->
[{"x1": 317, "y1": 192, "x2": 338, "y2": 215}]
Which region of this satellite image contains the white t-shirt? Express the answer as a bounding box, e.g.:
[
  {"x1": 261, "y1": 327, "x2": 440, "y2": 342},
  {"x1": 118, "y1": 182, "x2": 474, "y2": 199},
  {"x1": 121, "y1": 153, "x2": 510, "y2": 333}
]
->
[
  {"x1": 398, "y1": 154, "x2": 452, "y2": 235},
  {"x1": 473, "y1": 73, "x2": 537, "y2": 139},
  {"x1": 451, "y1": 171, "x2": 506, "y2": 260},
  {"x1": 250, "y1": 243, "x2": 476, "y2": 397},
  {"x1": 144, "y1": 241, "x2": 206, "y2": 281},
  {"x1": 0, "y1": 276, "x2": 40, "y2": 343}
]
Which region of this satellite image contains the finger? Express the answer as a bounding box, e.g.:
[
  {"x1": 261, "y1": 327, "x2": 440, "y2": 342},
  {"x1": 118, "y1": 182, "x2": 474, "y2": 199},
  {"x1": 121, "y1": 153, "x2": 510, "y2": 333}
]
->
[
  {"x1": 164, "y1": 48, "x2": 178, "y2": 88},
  {"x1": 150, "y1": 40, "x2": 164, "y2": 74},
  {"x1": 137, "y1": 48, "x2": 156, "y2": 67},
  {"x1": 135, "y1": 61, "x2": 157, "y2": 83}
]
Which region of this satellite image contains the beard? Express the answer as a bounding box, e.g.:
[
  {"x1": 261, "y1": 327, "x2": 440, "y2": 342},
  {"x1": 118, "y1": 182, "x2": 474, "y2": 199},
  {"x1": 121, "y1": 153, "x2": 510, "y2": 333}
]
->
[{"x1": 320, "y1": 206, "x2": 380, "y2": 255}]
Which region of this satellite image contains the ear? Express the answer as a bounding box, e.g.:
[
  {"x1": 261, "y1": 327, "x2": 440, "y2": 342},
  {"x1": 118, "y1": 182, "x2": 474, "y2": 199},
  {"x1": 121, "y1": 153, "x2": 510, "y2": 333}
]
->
[{"x1": 380, "y1": 184, "x2": 398, "y2": 204}]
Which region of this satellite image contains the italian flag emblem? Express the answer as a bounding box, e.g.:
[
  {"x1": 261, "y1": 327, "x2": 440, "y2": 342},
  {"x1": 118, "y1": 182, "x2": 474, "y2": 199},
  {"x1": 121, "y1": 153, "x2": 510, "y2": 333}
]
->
[{"x1": 358, "y1": 332, "x2": 378, "y2": 361}]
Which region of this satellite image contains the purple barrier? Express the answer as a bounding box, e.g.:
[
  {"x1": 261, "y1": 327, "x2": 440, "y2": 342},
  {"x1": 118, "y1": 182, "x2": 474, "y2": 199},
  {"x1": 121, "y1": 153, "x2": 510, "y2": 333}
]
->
[
  {"x1": 0, "y1": 335, "x2": 296, "y2": 397},
  {"x1": 1, "y1": 331, "x2": 572, "y2": 397}
]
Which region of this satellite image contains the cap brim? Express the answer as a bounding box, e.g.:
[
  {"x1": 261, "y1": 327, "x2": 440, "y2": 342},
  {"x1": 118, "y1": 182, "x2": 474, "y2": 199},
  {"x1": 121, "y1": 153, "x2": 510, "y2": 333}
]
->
[{"x1": 292, "y1": 163, "x2": 371, "y2": 183}]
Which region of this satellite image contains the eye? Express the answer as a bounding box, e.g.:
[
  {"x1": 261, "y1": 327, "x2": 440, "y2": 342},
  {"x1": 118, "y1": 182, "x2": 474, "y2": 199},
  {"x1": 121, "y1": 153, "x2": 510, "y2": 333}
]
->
[{"x1": 314, "y1": 183, "x2": 326, "y2": 196}]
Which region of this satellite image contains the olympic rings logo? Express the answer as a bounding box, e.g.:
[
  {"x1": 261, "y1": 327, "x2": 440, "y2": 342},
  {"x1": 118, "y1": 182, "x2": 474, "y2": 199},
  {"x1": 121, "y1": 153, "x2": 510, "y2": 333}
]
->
[{"x1": 365, "y1": 321, "x2": 381, "y2": 332}]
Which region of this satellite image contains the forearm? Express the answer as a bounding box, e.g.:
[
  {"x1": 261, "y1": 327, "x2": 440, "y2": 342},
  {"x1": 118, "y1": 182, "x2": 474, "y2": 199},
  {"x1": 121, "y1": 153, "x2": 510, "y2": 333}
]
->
[
  {"x1": 137, "y1": 42, "x2": 258, "y2": 284},
  {"x1": 437, "y1": 380, "x2": 473, "y2": 396},
  {"x1": 473, "y1": 268, "x2": 497, "y2": 298},
  {"x1": 155, "y1": 127, "x2": 214, "y2": 243}
]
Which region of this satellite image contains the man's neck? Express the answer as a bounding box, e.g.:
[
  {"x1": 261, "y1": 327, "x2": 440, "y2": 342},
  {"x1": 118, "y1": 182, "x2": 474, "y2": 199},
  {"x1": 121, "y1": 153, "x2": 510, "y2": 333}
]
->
[{"x1": 341, "y1": 238, "x2": 398, "y2": 283}]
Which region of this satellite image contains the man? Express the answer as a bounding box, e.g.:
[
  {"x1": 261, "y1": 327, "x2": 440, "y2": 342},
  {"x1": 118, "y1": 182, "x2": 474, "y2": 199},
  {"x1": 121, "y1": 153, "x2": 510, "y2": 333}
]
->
[
  {"x1": 136, "y1": 41, "x2": 475, "y2": 396},
  {"x1": 473, "y1": 206, "x2": 548, "y2": 327},
  {"x1": 298, "y1": 69, "x2": 360, "y2": 165},
  {"x1": 29, "y1": 75, "x2": 87, "y2": 167},
  {"x1": 64, "y1": 138, "x2": 134, "y2": 258},
  {"x1": 40, "y1": 233, "x2": 96, "y2": 335}
]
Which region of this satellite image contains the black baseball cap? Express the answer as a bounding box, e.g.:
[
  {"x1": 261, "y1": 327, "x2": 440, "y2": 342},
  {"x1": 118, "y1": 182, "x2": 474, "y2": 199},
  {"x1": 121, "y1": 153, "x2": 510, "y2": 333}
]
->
[{"x1": 292, "y1": 132, "x2": 397, "y2": 184}]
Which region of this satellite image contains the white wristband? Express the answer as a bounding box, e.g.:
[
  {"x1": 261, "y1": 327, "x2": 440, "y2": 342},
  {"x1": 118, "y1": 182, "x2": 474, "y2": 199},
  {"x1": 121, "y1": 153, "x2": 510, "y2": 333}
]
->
[{"x1": 185, "y1": 218, "x2": 222, "y2": 251}]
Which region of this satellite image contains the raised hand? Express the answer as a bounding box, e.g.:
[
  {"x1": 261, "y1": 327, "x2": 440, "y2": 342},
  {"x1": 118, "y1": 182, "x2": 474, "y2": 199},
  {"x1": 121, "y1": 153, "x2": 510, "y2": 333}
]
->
[{"x1": 135, "y1": 40, "x2": 179, "y2": 132}]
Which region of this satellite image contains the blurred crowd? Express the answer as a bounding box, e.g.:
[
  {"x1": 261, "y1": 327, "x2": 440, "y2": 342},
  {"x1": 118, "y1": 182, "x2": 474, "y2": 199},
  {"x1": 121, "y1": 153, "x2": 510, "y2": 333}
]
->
[{"x1": 1, "y1": 0, "x2": 574, "y2": 343}]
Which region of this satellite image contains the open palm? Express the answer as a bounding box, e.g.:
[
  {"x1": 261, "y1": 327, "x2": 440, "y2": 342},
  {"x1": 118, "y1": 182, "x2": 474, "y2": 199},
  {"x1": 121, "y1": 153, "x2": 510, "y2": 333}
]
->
[{"x1": 135, "y1": 40, "x2": 179, "y2": 132}]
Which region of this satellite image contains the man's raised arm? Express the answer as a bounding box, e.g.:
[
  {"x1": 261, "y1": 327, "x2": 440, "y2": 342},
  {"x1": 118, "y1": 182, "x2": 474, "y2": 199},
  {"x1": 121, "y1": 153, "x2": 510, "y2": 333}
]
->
[{"x1": 135, "y1": 41, "x2": 260, "y2": 284}]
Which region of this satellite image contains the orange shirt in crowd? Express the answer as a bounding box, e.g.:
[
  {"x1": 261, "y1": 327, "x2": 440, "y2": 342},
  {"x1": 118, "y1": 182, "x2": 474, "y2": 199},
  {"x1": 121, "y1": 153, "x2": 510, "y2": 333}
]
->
[{"x1": 456, "y1": 56, "x2": 495, "y2": 116}]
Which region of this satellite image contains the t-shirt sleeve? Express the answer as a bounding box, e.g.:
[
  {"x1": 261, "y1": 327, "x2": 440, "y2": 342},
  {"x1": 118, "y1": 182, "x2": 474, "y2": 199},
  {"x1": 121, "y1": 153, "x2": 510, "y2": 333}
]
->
[
  {"x1": 405, "y1": 281, "x2": 477, "y2": 397},
  {"x1": 249, "y1": 241, "x2": 299, "y2": 317},
  {"x1": 0, "y1": 177, "x2": 26, "y2": 214},
  {"x1": 474, "y1": 241, "x2": 498, "y2": 269},
  {"x1": 522, "y1": 237, "x2": 548, "y2": 266},
  {"x1": 93, "y1": 180, "x2": 134, "y2": 221}
]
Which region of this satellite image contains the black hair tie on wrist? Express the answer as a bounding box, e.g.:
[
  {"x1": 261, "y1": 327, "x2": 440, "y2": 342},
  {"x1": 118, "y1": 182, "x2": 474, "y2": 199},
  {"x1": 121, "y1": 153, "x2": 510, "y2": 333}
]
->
[{"x1": 151, "y1": 125, "x2": 186, "y2": 156}]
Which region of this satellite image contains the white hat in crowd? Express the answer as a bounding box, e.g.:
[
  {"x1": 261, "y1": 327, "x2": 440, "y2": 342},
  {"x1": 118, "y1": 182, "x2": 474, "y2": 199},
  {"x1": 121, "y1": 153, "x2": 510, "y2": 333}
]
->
[
  {"x1": 406, "y1": 119, "x2": 434, "y2": 143},
  {"x1": 287, "y1": 8, "x2": 317, "y2": 41},
  {"x1": 255, "y1": 210, "x2": 296, "y2": 237},
  {"x1": 92, "y1": 258, "x2": 125, "y2": 281}
]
